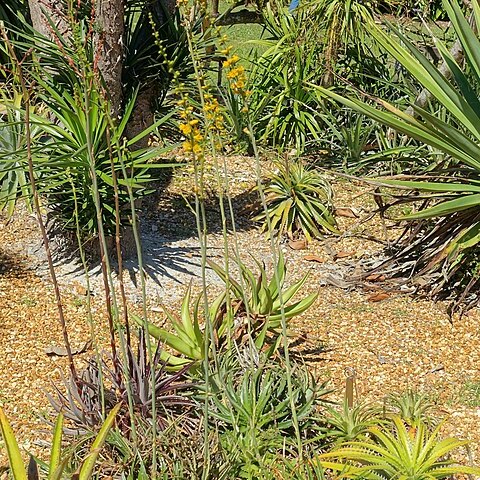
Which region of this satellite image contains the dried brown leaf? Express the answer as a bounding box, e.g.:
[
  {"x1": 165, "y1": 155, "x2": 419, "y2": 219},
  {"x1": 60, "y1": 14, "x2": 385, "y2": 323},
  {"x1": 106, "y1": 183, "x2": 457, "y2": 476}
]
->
[
  {"x1": 303, "y1": 255, "x2": 324, "y2": 263},
  {"x1": 335, "y1": 207, "x2": 359, "y2": 218},
  {"x1": 334, "y1": 251, "x2": 356, "y2": 260},
  {"x1": 367, "y1": 292, "x2": 389, "y2": 302},
  {"x1": 289, "y1": 239, "x2": 307, "y2": 250}
]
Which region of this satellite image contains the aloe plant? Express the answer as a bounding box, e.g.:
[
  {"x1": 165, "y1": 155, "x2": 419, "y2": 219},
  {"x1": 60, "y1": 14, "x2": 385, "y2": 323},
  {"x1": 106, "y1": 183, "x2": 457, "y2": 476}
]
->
[
  {"x1": 0, "y1": 404, "x2": 120, "y2": 480},
  {"x1": 320, "y1": 416, "x2": 480, "y2": 479},
  {"x1": 139, "y1": 255, "x2": 317, "y2": 368},
  {"x1": 208, "y1": 254, "x2": 318, "y2": 348},
  {"x1": 134, "y1": 284, "x2": 228, "y2": 369},
  {"x1": 256, "y1": 160, "x2": 338, "y2": 241}
]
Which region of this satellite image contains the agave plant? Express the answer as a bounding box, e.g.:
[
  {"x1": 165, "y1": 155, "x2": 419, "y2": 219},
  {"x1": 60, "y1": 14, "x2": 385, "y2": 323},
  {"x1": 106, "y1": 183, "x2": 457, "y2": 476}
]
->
[
  {"x1": 0, "y1": 404, "x2": 120, "y2": 480},
  {"x1": 208, "y1": 253, "x2": 318, "y2": 348},
  {"x1": 320, "y1": 416, "x2": 480, "y2": 478},
  {"x1": 313, "y1": 0, "x2": 480, "y2": 314},
  {"x1": 256, "y1": 160, "x2": 338, "y2": 241}
]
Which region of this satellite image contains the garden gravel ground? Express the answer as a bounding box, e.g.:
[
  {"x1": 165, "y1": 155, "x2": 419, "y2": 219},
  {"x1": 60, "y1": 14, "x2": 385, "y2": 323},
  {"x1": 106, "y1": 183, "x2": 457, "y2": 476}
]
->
[{"x1": 0, "y1": 155, "x2": 480, "y2": 476}]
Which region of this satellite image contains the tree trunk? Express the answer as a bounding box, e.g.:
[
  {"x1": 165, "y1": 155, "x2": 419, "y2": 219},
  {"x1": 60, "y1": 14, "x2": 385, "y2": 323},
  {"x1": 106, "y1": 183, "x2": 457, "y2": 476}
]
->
[
  {"x1": 27, "y1": 0, "x2": 70, "y2": 40},
  {"x1": 94, "y1": 0, "x2": 125, "y2": 119}
]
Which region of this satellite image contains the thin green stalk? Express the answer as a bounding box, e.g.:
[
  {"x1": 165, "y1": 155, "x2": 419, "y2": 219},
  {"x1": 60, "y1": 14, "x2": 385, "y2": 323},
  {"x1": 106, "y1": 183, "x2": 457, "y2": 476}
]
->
[
  {"x1": 246, "y1": 119, "x2": 304, "y2": 459},
  {"x1": 82, "y1": 69, "x2": 121, "y2": 383},
  {"x1": 184, "y1": 25, "x2": 213, "y2": 479},
  {"x1": 70, "y1": 176, "x2": 106, "y2": 417},
  {"x1": 103, "y1": 105, "x2": 139, "y2": 448},
  {"x1": 1, "y1": 26, "x2": 78, "y2": 382},
  {"x1": 106, "y1": 125, "x2": 156, "y2": 475}
]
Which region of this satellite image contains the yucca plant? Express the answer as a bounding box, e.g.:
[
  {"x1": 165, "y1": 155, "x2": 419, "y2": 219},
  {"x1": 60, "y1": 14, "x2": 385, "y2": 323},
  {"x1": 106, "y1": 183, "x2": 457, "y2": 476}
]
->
[
  {"x1": 246, "y1": 4, "x2": 326, "y2": 153},
  {"x1": 301, "y1": 0, "x2": 375, "y2": 87},
  {"x1": 208, "y1": 253, "x2": 318, "y2": 348},
  {"x1": 256, "y1": 160, "x2": 338, "y2": 241},
  {"x1": 0, "y1": 404, "x2": 120, "y2": 480},
  {"x1": 320, "y1": 416, "x2": 480, "y2": 478},
  {"x1": 0, "y1": 90, "x2": 43, "y2": 217},
  {"x1": 313, "y1": 0, "x2": 480, "y2": 313}
]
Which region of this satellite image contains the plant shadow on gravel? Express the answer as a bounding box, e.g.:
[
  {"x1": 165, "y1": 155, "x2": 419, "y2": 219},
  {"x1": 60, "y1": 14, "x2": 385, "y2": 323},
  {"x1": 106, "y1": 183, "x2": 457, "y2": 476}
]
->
[
  {"x1": 43, "y1": 174, "x2": 260, "y2": 286},
  {"x1": 0, "y1": 247, "x2": 30, "y2": 278}
]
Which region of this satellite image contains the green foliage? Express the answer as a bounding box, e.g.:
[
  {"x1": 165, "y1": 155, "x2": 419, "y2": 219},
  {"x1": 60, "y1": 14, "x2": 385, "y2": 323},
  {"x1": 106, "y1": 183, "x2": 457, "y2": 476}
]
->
[
  {"x1": 314, "y1": 0, "x2": 480, "y2": 312},
  {"x1": 256, "y1": 160, "x2": 337, "y2": 240},
  {"x1": 320, "y1": 416, "x2": 480, "y2": 478},
  {"x1": 134, "y1": 284, "x2": 228, "y2": 369},
  {"x1": 0, "y1": 91, "x2": 36, "y2": 217},
  {"x1": 245, "y1": 4, "x2": 325, "y2": 153},
  {"x1": 386, "y1": 390, "x2": 436, "y2": 427},
  {"x1": 0, "y1": 404, "x2": 120, "y2": 480},
  {"x1": 318, "y1": 400, "x2": 384, "y2": 445},
  {"x1": 140, "y1": 254, "x2": 317, "y2": 368},
  {"x1": 34, "y1": 80, "x2": 171, "y2": 239},
  {"x1": 205, "y1": 348, "x2": 330, "y2": 478},
  {"x1": 208, "y1": 253, "x2": 318, "y2": 348}
]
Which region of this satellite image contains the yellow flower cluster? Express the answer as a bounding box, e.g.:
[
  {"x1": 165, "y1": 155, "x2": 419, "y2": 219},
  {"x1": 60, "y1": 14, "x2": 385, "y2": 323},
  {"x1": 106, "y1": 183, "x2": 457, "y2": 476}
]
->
[
  {"x1": 177, "y1": 96, "x2": 204, "y2": 155},
  {"x1": 203, "y1": 92, "x2": 225, "y2": 135},
  {"x1": 181, "y1": 123, "x2": 203, "y2": 154},
  {"x1": 222, "y1": 50, "x2": 249, "y2": 97}
]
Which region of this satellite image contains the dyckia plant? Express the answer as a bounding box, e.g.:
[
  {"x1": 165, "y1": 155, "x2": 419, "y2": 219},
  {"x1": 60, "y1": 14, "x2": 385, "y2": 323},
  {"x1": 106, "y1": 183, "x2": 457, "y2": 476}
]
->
[{"x1": 48, "y1": 330, "x2": 195, "y2": 435}]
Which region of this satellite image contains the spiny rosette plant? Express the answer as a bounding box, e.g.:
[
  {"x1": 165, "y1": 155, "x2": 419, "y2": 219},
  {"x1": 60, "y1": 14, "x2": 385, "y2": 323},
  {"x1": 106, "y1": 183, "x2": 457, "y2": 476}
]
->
[
  {"x1": 319, "y1": 416, "x2": 480, "y2": 478},
  {"x1": 48, "y1": 330, "x2": 196, "y2": 436},
  {"x1": 207, "y1": 253, "x2": 319, "y2": 349},
  {"x1": 256, "y1": 159, "x2": 338, "y2": 241}
]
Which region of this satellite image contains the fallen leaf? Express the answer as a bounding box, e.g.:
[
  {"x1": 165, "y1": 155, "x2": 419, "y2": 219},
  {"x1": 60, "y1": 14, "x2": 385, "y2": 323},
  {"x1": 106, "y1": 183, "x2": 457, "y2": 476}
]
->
[
  {"x1": 366, "y1": 273, "x2": 386, "y2": 282},
  {"x1": 45, "y1": 340, "x2": 92, "y2": 357},
  {"x1": 335, "y1": 207, "x2": 359, "y2": 218},
  {"x1": 303, "y1": 255, "x2": 323, "y2": 263},
  {"x1": 289, "y1": 239, "x2": 307, "y2": 250},
  {"x1": 367, "y1": 292, "x2": 389, "y2": 302},
  {"x1": 334, "y1": 251, "x2": 356, "y2": 260}
]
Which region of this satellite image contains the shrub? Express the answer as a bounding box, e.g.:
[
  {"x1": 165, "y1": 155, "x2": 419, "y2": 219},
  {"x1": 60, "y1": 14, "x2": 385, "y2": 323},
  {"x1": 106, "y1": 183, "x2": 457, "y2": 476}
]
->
[{"x1": 314, "y1": 0, "x2": 480, "y2": 314}]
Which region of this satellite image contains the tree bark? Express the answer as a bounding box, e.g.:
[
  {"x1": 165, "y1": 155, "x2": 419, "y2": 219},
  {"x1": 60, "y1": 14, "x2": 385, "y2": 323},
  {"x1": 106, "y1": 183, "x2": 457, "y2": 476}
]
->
[
  {"x1": 27, "y1": 0, "x2": 70, "y2": 40},
  {"x1": 94, "y1": 0, "x2": 125, "y2": 119}
]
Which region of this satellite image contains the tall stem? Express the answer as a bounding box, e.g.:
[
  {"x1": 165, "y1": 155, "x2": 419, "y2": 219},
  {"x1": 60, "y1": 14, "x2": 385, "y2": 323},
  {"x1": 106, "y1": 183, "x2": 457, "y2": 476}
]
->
[{"x1": 1, "y1": 28, "x2": 78, "y2": 381}]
